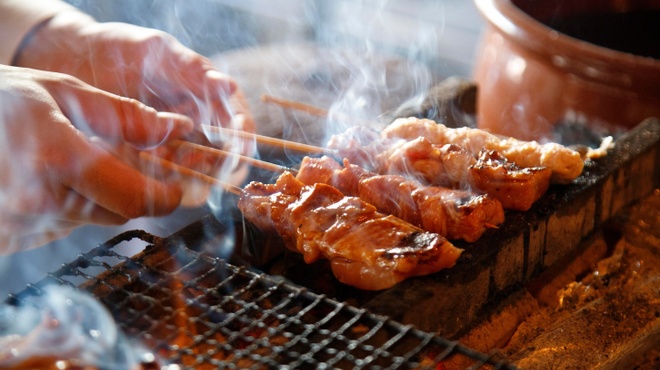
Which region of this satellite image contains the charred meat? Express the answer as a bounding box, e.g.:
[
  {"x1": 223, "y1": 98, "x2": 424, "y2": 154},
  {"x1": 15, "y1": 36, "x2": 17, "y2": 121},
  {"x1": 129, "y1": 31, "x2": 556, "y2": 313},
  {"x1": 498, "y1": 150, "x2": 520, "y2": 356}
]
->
[
  {"x1": 381, "y1": 117, "x2": 584, "y2": 184},
  {"x1": 238, "y1": 172, "x2": 463, "y2": 290},
  {"x1": 297, "y1": 156, "x2": 505, "y2": 242}
]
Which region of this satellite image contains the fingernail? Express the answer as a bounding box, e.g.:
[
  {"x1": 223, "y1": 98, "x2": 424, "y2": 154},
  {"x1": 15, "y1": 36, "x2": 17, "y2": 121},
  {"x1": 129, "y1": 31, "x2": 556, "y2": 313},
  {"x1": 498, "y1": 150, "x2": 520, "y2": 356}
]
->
[
  {"x1": 229, "y1": 113, "x2": 245, "y2": 129},
  {"x1": 157, "y1": 111, "x2": 194, "y2": 136},
  {"x1": 205, "y1": 70, "x2": 238, "y2": 93}
]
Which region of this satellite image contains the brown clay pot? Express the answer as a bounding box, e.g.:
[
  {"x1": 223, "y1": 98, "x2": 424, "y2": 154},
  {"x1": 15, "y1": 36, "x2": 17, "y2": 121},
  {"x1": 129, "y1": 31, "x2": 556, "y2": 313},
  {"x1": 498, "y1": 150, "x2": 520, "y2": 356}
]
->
[{"x1": 473, "y1": 0, "x2": 660, "y2": 141}]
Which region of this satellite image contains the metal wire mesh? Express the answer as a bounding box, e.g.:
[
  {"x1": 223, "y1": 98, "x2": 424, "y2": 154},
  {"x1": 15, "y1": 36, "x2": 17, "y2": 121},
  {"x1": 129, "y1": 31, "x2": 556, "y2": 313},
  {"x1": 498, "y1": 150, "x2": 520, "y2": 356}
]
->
[{"x1": 7, "y1": 229, "x2": 516, "y2": 369}]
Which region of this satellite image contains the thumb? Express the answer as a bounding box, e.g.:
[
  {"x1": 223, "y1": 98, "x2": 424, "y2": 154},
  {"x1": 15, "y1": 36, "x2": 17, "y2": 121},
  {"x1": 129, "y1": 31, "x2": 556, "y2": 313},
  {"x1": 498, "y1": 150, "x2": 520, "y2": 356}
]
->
[{"x1": 50, "y1": 77, "x2": 194, "y2": 146}]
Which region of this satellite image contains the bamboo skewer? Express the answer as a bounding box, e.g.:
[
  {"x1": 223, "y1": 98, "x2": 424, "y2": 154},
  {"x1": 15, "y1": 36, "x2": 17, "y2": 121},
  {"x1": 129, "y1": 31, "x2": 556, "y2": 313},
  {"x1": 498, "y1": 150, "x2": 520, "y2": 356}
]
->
[
  {"x1": 138, "y1": 151, "x2": 243, "y2": 196},
  {"x1": 133, "y1": 117, "x2": 337, "y2": 196},
  {"x1": 200, "y1": 124, "x2": 334, "y2": 156},
  {"x1": 260, "y1": 93, "x2": 384, "y2": 128},
  {"x1": 104, "y1": 127, "x2": 328, "y2": 197},
  {"x1": 172, "y1": 139, "x2": 297, "y2": 174},
  {"x1": 260, "y1": 94, "x2": 329, "y2": 117},
  {"x1": 140, "y1": 138, "x2": 304, "y2": 197},
  {"x1": 137, "y1": 108, "x2": 351, "y2": 197}
]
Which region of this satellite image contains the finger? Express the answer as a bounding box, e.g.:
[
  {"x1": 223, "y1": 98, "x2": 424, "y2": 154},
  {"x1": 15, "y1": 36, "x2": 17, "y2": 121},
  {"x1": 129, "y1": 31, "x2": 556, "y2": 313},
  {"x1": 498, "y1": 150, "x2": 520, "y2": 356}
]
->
[
  {"x1": 151, "y1": 55, "x2": 238, "y2": 123},
  {"x1": 61, "y1": 141, "x2": 184, "y2": 219},
  {"x1": 57, "y1": 189, "x2": 128, "y2": 225},
  {"x1": 138, "y1": 42, "x2": 237, "y2": 106},
  {"x1": 13, "y1": 192, "x2": 128, "y2": 226},
  {"x1": 1, "y1": 228, "x2": 77, "y2": 254},
  {"x1": 21, "y1": 229, "x2": 76, "y2": 250},
  {"x1": 177, "y1": 65, "x2": 238, "y2": 100},
  {"x1": 229, "y1": 90, "x2": 255, "y2": 133},
  {"x1": 175, "y1": 87, "x2": 253, "y2": 137},
  {"x1": 202, "y1": 71, "x2": 240, "y2": 124},
  {"x1": 204, "y1": 69, "x2": 238, "y2": 96},
  {"x1": 179, "y1": 177, "x2": 212, "y2": 208},
  {"x1": 90, "y1": 136, "x2": 142, "y2": 170},
  {"x1": 49, "y1": 78, "x2": 194, "y2": 146},
  {"x1": 4, "y1": 166, "x2": 132, "y2": 226},
  {"x1": 167, "y1": 96, "x2": 232, "y2": 128},
  {"x1": 0, "y1": 210, "x2": 80, "y2": 238},
  {"x1": 163, "y1": 46, "x2": 237, "y2": 98},
  {"x1": 0, "y1": 172, "x2": 124, "y2": 227},
  {"x1": 103, "y1": 98, "x2": 193, "y2": 145},
  {"x1": 156, "y1": 72, "x2": 241, "y2": 128}
]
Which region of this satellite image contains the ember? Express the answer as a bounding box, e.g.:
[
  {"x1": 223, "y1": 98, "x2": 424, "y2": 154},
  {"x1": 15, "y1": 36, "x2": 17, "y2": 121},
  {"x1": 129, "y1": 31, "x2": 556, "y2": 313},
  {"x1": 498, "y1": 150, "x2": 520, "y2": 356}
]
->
[
  {"x1": 1, "y1": 1, "x2": 658, "y2": 368},
  {"x1": 5, "y1": 225, "x2": 513, "y2": 369},
  {"x1": 4, "y1": 116, "x2": 655, "y2": 368}
]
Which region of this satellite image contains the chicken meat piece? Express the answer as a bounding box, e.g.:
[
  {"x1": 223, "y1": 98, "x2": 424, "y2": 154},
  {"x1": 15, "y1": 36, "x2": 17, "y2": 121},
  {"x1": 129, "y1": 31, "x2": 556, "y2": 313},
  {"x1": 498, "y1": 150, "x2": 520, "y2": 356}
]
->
[
  {"x1": 297, "y1": 156, "x2": 505, "y2": 242},
  {"x1": 382, "y1": 117, "x2": 584, "y2": 184},
  {"x1": 326, "y1": 125, "x2": 389, "y2": 170},
  {"x1": 468, "y1": 150, "x2": 552, "y2": 211},
  {"x1": 327, "y1": 125, "x2": 553, "y2": 211},
  {"x1": 296, "y1": 155, "x2": 342, "y2": 188},
  {"x1": 238, "y1": 172, "x2": 463, "y2": 290},
  {"x1": 376, "y1": 138, "x2": 476, "y2": 188}
]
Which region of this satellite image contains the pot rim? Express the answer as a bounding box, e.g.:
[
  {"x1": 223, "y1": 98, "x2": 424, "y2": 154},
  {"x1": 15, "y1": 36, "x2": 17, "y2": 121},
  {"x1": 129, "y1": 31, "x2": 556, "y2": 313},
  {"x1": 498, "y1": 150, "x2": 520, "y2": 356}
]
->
[{"x1": 474, "y1": 0, "x2": 660, "y2": 89}]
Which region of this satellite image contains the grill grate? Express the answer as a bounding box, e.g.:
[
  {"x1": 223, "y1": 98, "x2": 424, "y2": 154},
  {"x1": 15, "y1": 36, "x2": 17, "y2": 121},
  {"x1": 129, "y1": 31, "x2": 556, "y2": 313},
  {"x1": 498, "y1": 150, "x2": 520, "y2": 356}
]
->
[{"x1": 7, "y1": 229, "x2": 516, "y2": 369}]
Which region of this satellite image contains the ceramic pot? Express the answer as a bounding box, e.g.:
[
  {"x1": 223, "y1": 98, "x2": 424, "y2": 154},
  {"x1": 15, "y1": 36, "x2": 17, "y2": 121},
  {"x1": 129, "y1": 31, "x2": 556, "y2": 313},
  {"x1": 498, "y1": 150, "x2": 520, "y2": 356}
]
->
[{"x1": 473, "y1": 0, "x2": 660, "y2": 141}]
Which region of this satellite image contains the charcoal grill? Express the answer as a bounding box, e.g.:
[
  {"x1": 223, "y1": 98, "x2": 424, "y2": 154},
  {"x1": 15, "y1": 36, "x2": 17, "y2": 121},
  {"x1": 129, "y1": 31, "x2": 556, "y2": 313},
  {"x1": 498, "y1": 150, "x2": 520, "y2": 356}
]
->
[
  {"x1": 5, "y1": 116, "x2": 659, "y2": 369},
  {"x1": 5, "y1": 43, "x2": 659, "y2": 367},
  {"x1": 6, "y1": 221, "x2": 515, "y2": 369}
]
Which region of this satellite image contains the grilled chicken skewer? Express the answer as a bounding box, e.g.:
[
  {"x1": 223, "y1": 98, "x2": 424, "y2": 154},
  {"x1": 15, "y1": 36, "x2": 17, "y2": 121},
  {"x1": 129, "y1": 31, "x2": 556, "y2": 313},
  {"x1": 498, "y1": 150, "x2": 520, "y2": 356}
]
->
[
  {"x1": 379, "y1": 117, "x2": 584, "y2": 184},
  {"x1": 141, "y1": 142, "x2": 465, "y2": 290},
  {"x1": 203, "y1": 115, "x2": 568, "y2": 210},
  {"x1": 296, "y1": 156, "x2": 505, "y2": 242},
  {"x1": 172, "y1": 123, "x2": 551, "y2": 212},
  {"x1": 238, "y1": 172, "x2": 463, "y2": 290},
  {"x1": 327, "y1": 127, "x2": 552, "y2": 211},
  {"x1": 165, "y1": 138, "x2": 503, "y2": 241},
  {"x1": 468, "y1": 150, "x2": 552, "y2": 211}
]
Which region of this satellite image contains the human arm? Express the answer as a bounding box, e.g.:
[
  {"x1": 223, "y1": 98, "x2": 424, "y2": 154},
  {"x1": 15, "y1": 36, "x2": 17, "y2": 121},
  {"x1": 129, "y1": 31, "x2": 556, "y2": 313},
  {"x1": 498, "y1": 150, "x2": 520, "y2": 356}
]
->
[
  {"x1": 0, "y1": 0, "x2": 254, "y2": 252},
  {"x1": 0, "y1": 0, "x2": 77, "y2": 65},
  {"x1": 9, "y1": 0, "x2": 254, "y2": 136},
  {"x1": 0, "y1": 64, "x2": 195, "y2": 253}
]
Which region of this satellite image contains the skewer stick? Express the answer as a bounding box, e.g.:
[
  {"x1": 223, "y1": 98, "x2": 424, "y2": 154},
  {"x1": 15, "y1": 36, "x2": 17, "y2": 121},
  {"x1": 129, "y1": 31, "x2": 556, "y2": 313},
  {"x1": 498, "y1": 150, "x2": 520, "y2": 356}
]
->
[
  {"x1": 200, "y1": 124, "x2": 333, "y2": 155},
  {"x1": 260, "y1": 93, "x2": 386, "y2": 128},
  {"x1": 260, "y1": 94, "x2": 329, "y2": 117},
  {"x1": 172, "y1": 140, "x2": 297, "y2": 174},
  {"x1": 138, "y1": 151, "x2": 243, "y2": 196}
]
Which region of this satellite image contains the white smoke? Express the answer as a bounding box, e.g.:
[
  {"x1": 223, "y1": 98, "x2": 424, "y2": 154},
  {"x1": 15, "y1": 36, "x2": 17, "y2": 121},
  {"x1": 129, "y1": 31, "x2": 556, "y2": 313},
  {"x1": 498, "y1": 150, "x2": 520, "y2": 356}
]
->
[
  {"x1": 0, "y1": 0, "x2": 484, "y2": 304},
  {"x1": 0, "y1": 285, "x2": 154, "y2": 368}
]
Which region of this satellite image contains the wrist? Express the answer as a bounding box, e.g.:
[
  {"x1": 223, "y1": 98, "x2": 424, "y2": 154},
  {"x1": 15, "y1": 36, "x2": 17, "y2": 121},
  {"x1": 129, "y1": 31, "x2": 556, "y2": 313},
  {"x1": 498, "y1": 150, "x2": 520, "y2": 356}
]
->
[{"x1": 13, "y1": 10, "x2": 96, "y2": 71}]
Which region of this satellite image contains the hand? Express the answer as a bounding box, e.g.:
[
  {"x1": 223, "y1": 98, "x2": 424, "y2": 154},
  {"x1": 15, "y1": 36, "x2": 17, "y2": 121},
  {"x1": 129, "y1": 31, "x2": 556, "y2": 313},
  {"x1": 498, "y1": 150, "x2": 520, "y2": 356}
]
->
[
  {"x1": 0, "y1": 65, "x2": 193, "y2": 253},
  {"x1": 13, "y1": 10, "x2": 254, "y2": 137},
  {"x1": 14, "y1": 10, "x2": 257, "y2": 207}
]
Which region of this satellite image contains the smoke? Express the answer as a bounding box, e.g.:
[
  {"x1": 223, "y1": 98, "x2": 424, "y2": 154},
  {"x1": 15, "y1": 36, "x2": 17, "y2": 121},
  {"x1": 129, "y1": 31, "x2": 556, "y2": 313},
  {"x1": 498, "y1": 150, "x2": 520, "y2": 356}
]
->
[
  {"x1": 311, "y1": 0, "x2": 445, "y2": 139},
  {"x1": 0, "y1": 285, "x2": 154, "y2": 368},
  {"x1": 0, "y1": 0, "x2": 483, "y2": 362}
]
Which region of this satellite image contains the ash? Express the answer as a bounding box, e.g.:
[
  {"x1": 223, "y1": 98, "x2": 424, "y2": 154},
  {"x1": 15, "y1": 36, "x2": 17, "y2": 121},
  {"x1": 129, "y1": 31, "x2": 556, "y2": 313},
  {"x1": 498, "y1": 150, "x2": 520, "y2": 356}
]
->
[{"x1": 456, "y1": 190, "x2": 660, "y2": 369}]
